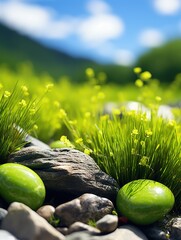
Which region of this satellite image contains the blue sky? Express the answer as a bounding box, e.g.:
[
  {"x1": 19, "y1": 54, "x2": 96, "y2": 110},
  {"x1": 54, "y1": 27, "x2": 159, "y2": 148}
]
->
[{"x1": 0, "y1": 0, "x2": 181, "y2": 65}]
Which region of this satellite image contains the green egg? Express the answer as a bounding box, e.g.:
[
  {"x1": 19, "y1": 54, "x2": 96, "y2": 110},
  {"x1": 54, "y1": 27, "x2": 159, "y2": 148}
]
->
[
  {"x1": 50, "y1": 140, "x2": 66, "y2": 149},
  {"x1": 0, "y1": 163, "x2": 46, "y2": 210},
  {"x1": 116, "y1": 179, "x2": 175, "y2": 225}
]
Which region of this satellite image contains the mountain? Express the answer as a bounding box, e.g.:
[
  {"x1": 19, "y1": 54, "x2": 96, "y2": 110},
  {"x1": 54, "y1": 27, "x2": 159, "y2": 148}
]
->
[
  {"x1": 136, "y1": 38, "x2": 181, "y2": 83},
  {"x1": 0, "y1": 23, "x2": 100, "y2": 82}
]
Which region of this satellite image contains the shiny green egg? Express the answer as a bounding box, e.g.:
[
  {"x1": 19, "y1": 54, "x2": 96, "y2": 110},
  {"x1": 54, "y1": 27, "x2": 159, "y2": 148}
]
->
[
  {"x1": 0, "y1": 163, "x2": 46, "y2": 210},
  {"x1": 116, "y1": 179, "x2": 175, "y2": 225},
  {"x1": 50, "y1": 140, "x2": 67, "y2": 149}
]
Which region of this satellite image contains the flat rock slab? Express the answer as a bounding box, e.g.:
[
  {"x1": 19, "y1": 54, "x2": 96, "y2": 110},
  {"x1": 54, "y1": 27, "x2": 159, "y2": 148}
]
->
[
  {"x1": 8, "y1": 147, "x2": 119, "y2": 200},
  {"x1": 66, "y1": 225, "x2": 148, "y2": 240}
]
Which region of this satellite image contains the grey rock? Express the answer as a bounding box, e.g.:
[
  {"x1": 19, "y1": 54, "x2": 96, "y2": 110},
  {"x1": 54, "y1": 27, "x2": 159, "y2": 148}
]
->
[
  {"x1": 0, "y1": 208, "x2": 8, "y2": 225},
  {"x1": 66, "y1": 231, "x2": 94, "y2": 240},
  {"x1": 103, "y1": 101, "x2": 176, "y2": 120},
  {"x1": 8, "y1": 147, "x2": 119, "y2": 200},
  {"x1": 68, "y1": 222, "x2": 100, "y2": 234},
  {"x1": 1, "y1": 202, "x2": 65, "y2": 240},
  {"x1": 141, "y1": 226, "x2": 169, "y2": 240},
  {"x1": 96, "y1": 214, "x2": 118, "y2": 233},
  {"x1": 37, "y1": 205, "x2": 55, "y2": 221},
  {"x1": 56, "y1": 227, "x2": 69, "y2": 236},
  {"x1": 170, "y1": 217, "x2": 181, "y2": 240},
  {"x1": 14, "y1": 125, "x2": 50, "y2": 150},
  {"x1": 55, "y1": 193, "x2": 114, "y2": 227},
  {"x1": 103, "y1": 101, "x2": 151, "y2": 119},
  {"x1": 0, "y1": 230, "x2": 19, "y2": 240},
  {"x1": 25, "y1": 135, "x2": 51, "y2": 149},
  {"x1": 66, "y1": 225, "x2": 148, "y2": 240},
  {"x1": 157, "y1": 105, "x2": 174, "y2": 120}
]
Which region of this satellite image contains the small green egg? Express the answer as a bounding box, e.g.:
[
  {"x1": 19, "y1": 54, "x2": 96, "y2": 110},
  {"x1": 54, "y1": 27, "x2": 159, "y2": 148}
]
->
[
  {"x1": 0, "y1": 163, "x2": 46, "y2": 210},
  {"x1": 50, "y1": 140, "x2": 67, "y2": 149},
  {"x1": 116, "y1": 179, "x2": 175, "y2": 225}
]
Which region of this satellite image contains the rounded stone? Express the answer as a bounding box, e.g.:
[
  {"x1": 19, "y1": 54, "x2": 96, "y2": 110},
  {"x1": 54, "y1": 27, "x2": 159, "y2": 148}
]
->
[
  {"x1": 37, "y1": 205, "x2": 55, "y2": 221},
  {"x1": 116, "y1": 179, "x2": 175, "y2": 225},
  {"x1": 96, "y1": 214, "x2": 118, "y2": 233},
  {"x1": 0, "y1": 163, "x2": 46, "y2": 210}
]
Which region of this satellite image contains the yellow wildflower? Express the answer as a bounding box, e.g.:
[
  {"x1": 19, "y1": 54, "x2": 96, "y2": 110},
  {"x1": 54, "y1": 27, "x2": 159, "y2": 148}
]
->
[
  {"x1": 140, "y1": 71, "x2": 152, "y2": 80},
  {"x1": 168, "y1": 120, "x2": 176, "y2": 127},
  {"x1": 131, "y1": 148, "x2": 136, "y2": 154},
  {"x1": 132, "y1": 128, "x2": 139, "y2": 135},
  {"x1": 58, "y1": 109, "x2": 67, "y2": 119},
  {"x1": 21, "y1": 85, "x2": 28, "y2": 92},
  {"x1": 100, "y1": 115, "x2": 109, "y2": 121},
  {"x1": 112, "y1": 108, "x2": 121, "y2": 115},
  {"x1": 33, "y1": 124, "x2": 38, "y2": 130},
  {"x1": 68, "y1": 120, "x2": 77, "y2": 125},
  {"x1": 29, "y1": 108, "x2": 36, "y2": 115},
  {"x1": 139, "y1": 156, "x2": 149, "y2": 167},
  {"x1": 75, "y1": 138, "x2": 83, "y2": 144},
  {"x1": 53, "y1": 101, "x2": 60, "y2": 108},
  {"x1": 4, "y1": 91, "x2": 11, "y2": 98},
  {"x1": 84, "y1": 149, "x2": 91, "y2": 155},
  {"x1": 21, "y1": 85, "x2": 29, "y2": 96},
  {"x1": 140, "y1": 141, "x2": 145, "y2": 147},
  {"x1": 60, "y1": 136, "x2": 74, "y2": 148},
  {"x1": 155, "y1": 96, "x2": 162, "y2": 102},
  {"x1": 110, "y1": 151, "x2": 114, "y2": 157},
  {"x1": 133, "y1": 67, "x2": 142, "y2": 74},
  {"x1": 145, "y1": 129, "x2": 153, "y2": 137},
  {"x1": 135, "y1": 79, "x2": 143, "y2": 87},
  {"x1": 85, "y1": 68, "x2": 95, "y2": 78},
  {"x1": 19, "y1": 99, "x2": 27, "y2": 107},
  {"x1": 46, "y1": 83, "x2": 54, "y2": 91}
]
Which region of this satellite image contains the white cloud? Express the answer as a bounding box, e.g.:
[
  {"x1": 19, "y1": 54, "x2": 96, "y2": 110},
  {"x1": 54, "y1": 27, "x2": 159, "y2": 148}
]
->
[
  {"x1": 114, "y1": 49, "x2": 135, "y2": 66},
  {"x1": 0, "y1": 0, "x2": 124, "y2": 44},
  {"x1": 86, "y1": 0, "x2": 111, "y2": 15},
  {"x1": 0, "y1": 1, "x2": 75, "y2": 39},
  {"x1": 78, "y1": 13, "x2": 124, "y2": 46},
  {"x1": 139, "y1": 29, "x2": 164, "y2": 47},
  {"x1": 153, "y1": 0, "x2": 181, "y2": 15},
  {"x1": 0, "y1": 0, "x2": 126, "y2": 63}
]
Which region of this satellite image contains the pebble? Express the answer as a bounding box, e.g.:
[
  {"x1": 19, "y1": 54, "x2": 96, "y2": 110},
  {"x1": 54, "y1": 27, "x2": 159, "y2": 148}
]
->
[
  {"x1": 170, "y1": 217, "x2": 181, "y2": 240},
  {"x1": 96, "y1": 214, "x2": 118, "y2": 233},
  {"x1": 55, "y1": 193, "x2": 114, "y2": 227},
  {"x1": 1, "y1": 202, "x2": 65, "y2": 240},
  {"x1": 37, "y1": 204, "x2": 55, "y2": 221}
]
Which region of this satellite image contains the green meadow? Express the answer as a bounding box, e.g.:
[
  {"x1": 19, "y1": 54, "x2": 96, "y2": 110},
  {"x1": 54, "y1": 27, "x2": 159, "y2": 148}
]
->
[{"x1": 0, "y1": 64, "x2": 180, "y2": 211}]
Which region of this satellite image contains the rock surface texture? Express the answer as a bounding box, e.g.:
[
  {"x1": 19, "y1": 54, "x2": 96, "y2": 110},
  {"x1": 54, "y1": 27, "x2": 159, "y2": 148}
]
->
[
  {"x1": 55, "y1": 193, "x2": 114, "y2": 226},
  {"x1": 1, "y1": 202, "x2": 65, "y2": 240},
  {"x1": 8, "y1": 147, "x2": 119, "y2": 200}
]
